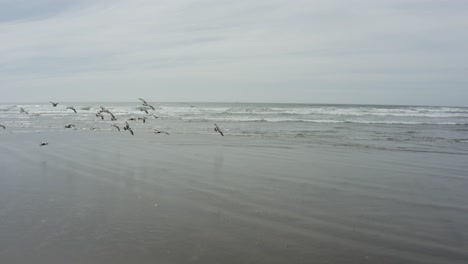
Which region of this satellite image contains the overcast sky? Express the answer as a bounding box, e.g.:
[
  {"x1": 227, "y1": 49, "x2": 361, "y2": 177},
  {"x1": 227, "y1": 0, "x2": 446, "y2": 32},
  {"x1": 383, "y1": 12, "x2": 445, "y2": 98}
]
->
[{"x1": 0, "y1": 0, "x2": 467, "y2": 106}]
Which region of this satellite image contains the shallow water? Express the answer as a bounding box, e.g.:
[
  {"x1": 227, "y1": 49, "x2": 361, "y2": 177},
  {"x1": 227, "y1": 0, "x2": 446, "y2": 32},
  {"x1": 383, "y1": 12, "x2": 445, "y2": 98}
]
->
[{"x1": 0, "y1": 131, "x2": 467, "y2": 263}]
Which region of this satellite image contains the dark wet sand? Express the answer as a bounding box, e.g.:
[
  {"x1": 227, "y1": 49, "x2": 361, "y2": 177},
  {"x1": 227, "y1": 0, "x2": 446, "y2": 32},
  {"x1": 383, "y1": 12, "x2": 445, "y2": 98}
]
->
[{"x1": 1, "y1": 132, "x2": 467, "y2": 264}]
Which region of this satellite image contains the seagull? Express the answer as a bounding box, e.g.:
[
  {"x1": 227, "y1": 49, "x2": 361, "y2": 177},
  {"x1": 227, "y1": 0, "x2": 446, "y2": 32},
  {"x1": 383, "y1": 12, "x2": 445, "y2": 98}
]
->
[
  {"x1": 50, "y1": 102, "x2": 59, "y2": 107},
  {"x1": 0, "y1": 124, "x2": 5, "y2": 129},
  {"x1": 98, "y1": 108, "x2": 116, "y2": 120},
  {"x1": 128, "y1": 117, "x2": 137, "y2": 121},
  {"x1": 96, "y1": 112, "x2": 104, "y2": 120},
  {"x1": 67, "y1": 107, "x2": 77, "y2": 113},
  {"x1": 154, "y1": 129, "x2": 169, "y2": 135},
  {"x1": 39, "y1": 142, "x2": 48, "y2": 147},
  {"x1": 214, "y1": 124, "x2": 224, "y2": 136},
  {"x1": 108, "y1": 112, "x2": 116, "y2": 120},
  {"x1": 152, "y1": 114, "x2": 159, "y2": 119},
  {"x1": 138, "y1": 98, "x2": 155, "y2": 110},
  {"x1": 64, "y1": 124, "x2": 75, "y2": 128},
  {"x1": 138, "y1": 116, "x2": 147, "y2": 123},
  {"x1": 124, "y1": 122, "x2": 131, "y2": 130},
  {"x1": 146, "y1": 104, "x2": 155, "y2": 111},
  {"x1": 20, "y1": 107, "x2": 29, "y2": 114},
  {"x1": 140, "y1": 108, "x2": 149, "y2": 114},
  {"x1": 123, "y1": 122, "x2": 134, "y2": 135},
  {"x1": 111, "y1": 124, "x2": 121, "y2": 131}
]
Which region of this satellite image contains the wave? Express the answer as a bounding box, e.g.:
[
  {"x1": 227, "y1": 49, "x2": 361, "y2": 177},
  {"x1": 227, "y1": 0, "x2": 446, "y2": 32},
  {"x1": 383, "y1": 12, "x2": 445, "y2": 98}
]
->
[
  {"x1": 2, "y1": 103, "x2": 468, "y2": 127},
  {"x1": 4, "y1": 103, "x2": 468, "y2": 119},
  {"x1": 218, "y1": 106, "x2": 468, "y2": 118},
  {"x1": 180, "y1": 116, "x2": 468, "y2": 125}
]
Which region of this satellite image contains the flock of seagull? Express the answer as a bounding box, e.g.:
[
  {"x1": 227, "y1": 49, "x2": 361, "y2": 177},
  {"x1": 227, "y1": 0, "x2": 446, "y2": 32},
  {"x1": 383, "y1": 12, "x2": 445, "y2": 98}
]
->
[{"x1": 0, "y1": 98, "x2": 225, "y2": 147}]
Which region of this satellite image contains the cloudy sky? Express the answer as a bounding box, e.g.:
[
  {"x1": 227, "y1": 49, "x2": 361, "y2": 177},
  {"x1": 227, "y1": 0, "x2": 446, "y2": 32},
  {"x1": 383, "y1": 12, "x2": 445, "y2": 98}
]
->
[{"x1": 0, "y1": 0, "x2": 467, "y2": 105}]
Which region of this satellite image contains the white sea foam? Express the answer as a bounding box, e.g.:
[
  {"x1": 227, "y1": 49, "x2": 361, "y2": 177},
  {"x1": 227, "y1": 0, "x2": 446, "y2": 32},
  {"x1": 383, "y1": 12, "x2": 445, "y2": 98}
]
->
[{"x1": 1, "y1": 103, "x2": 467, "y2": 146}]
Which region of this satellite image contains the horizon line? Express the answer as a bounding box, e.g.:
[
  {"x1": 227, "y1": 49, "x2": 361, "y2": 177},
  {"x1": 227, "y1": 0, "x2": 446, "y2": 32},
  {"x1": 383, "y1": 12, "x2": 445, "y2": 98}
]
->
[{"x1": 0, "y1": 101, "x2": 466, "y2": 108}]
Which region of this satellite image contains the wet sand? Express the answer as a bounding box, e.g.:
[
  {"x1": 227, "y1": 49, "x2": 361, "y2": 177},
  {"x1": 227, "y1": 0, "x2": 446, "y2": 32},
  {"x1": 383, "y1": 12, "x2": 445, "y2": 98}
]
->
[{"x1": 0, "y1": 131, "x2": 467, "y2": 264}]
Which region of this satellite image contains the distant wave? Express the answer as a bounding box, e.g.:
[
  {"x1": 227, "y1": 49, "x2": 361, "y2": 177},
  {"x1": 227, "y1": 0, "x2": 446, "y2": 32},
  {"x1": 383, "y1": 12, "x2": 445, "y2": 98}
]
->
[
  {"x1": 4, "y1": 103, "x2": 468, "y2": 119},
  {"x1": 181, "y1": 116, "x2": 468, "y2": 125},
  {"x1": 220, "y1": 106, "x2": 468, "y2": 118},
  {"x1": 2, "y1": 103, "x2": 468, "y2": 129}
]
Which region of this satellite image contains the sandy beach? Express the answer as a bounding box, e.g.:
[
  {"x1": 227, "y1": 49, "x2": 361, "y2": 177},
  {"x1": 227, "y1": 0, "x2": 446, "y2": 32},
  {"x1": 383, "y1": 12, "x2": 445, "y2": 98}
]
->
[
  {"x1": 0, "y1": 131, "x2": 467, "y2": 264},
  {"x1": 1, "y1": 0, "x2": 467, "y2": 261}
]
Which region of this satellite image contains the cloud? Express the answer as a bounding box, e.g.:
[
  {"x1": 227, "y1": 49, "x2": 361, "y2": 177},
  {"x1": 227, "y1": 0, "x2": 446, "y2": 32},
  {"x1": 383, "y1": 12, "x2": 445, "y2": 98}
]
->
[{"x1": 0, "y1": 0, "x2": 467, "y2": 105}]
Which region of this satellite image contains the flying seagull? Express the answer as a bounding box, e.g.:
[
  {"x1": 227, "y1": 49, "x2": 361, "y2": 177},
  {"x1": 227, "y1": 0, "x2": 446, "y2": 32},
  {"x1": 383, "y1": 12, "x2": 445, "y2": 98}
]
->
[
  {"x1": 64, "y1": 124, "x2": 75, "y2": 128},
  {"x1": 39, "y1": 142, "x2": 48, "y2": 147},
  {"x1": 214, "y1": 124, "x2": 224, "y2": 136},
  {"x1": 111, "y1": 124, "x2": 121, "y2": 131},
  {"x1": 98, "y1": 108, "x2": 116, "y2": 120},
  {"x1": 123, "y1": 122, "x2": 134, "y2": 135},
  {"x1": 154, "y1": 129, "x2": 169, "y2": 135},
  {"x1": 152, "y1": 114, "x2": 159, "y2": 119},
  {"x1": 140, "y1": 108, "x2": 149, "y2": 114},
  {"x1": 20, "y1": 107, "x2": 29, "y2": 114},
  {"x1": 124, "y1": 122, "x2": 130, "y2": 130},
  {"x1": 50, "y1": 102, "x2": 59, "y2": 107},
  {"x1": 138, "y1": 117, "x2": 147, "y2": 123},
  {"x1": 146, "y1": 104, "x2": 155, "y2": 111},
  {"x1": 138, "y1": 98, "x2": 155, "y2": 110},
  {"x1": 0, "y1": 124, "x2": 5, "y2": 129},
  {"x1": 107, "y1": 112, "x2": 116, "y2": 120},
  {"x1": 67, "y1": 107, "x2": 77, "y2": 113},
  {"x1": 96, "y1": 112, "x2": 104, "y2": 120}
]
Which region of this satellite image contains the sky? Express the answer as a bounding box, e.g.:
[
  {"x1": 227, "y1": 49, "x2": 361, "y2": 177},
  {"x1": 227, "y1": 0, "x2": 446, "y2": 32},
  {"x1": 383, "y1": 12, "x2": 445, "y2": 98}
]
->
[{"x1": 0, "y1": 0, "x2": 467, "y2": 106}]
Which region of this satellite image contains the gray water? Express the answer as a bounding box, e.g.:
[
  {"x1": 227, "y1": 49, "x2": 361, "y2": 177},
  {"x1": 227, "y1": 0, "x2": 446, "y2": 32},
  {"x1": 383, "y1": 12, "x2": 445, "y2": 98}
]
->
[{"x1": 1, "y1": 102, "x2": 468, "y2": 154}]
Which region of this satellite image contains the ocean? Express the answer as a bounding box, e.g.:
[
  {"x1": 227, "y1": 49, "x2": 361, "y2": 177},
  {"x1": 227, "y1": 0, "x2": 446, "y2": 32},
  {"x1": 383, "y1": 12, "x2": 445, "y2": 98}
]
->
[{"x1": 1, "y1": 102, "x2": 468, "y2": 154}]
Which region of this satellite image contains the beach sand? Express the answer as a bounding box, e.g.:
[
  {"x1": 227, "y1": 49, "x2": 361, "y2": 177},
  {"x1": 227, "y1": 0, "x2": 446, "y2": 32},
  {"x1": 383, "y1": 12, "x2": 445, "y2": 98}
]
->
[{"x1": 1, "y1": 131, "x2": 467, "y2": 263}]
